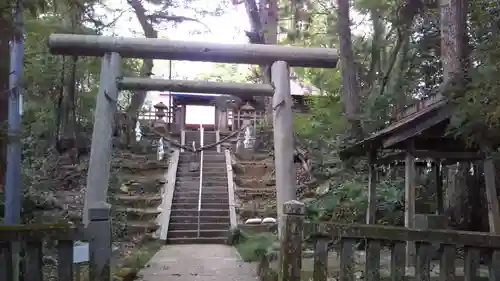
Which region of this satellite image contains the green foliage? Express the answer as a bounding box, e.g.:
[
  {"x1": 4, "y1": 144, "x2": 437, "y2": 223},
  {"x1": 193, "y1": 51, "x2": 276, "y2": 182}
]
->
[
  {"x1": 447, "y1": 0, "x2": 500, "y2": 145},
  {"x1": 304, "y1": 178, "x2": 404, "y2": 225},
  {"x1": 197, "y1": 63, "x2": 251, "y2": 83},
  {"x1": 233, "y1": 229, "x2": 278, "y2": 262},
  {"x1": 0, "y1": 1, "x2": 141, "y2": 222}
]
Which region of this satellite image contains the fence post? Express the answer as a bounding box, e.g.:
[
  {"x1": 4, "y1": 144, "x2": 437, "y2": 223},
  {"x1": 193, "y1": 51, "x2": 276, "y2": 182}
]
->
[
  {"x1": 87, "y1": 203, "x2": 112, "y2": 281},
  {"x1": 279, "y1": 200, "x2": 304, "y2": 281}
]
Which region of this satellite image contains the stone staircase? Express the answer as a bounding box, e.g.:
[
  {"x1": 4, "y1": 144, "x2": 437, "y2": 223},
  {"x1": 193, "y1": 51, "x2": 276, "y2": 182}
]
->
[
  {"x1": 113, "y1": 153, "x2": 166, "y2": 240},
  {"x1": 203, "y1": 131, "x2": 219, "y2": 151},
  {"x1": 166, "y1": 130, "x2": 230, "y2": 244},
  {"x1": 184, "y1": 130, "x2": 199, "y2": 149}
]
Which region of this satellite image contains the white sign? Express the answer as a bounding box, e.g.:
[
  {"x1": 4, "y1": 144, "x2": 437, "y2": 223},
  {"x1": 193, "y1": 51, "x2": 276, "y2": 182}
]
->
[{"x1": 73, "y1": 241, "x2": 89, "y2": 264}]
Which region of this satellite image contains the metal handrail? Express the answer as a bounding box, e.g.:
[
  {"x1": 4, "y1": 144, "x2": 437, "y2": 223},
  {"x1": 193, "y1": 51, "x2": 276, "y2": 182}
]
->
[{"x1": 197, "y1": 124, "x2": 204, "y2": 237}]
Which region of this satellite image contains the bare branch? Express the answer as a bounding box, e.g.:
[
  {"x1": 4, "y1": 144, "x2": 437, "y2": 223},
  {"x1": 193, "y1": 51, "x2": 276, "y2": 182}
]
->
[{"x1": 148, "y1": 12, "x2": 212, "y2": 32}]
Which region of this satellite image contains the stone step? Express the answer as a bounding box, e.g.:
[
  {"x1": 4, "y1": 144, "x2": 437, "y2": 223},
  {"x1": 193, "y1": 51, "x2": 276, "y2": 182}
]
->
[
  {"x1": 201, "y1": 172, "x2": 227, "y2": 177},
  {"x1": 179, "y1": 166, "x2": 225, "y2": 172},
  {"x1": 203, "y1": 159, "x2": 226, "y2": 164},
  {"x1": 169, "y1": 222, "x2": 230, "y2": 231},
  {"x1": 172, "y1": 197, "x2": 229, "y2": 204},
  {"x1": 178, "y1": 171, "x2": 226, "y2": 176},
  {"x1": 168, "y1": 229, "x2": 229, "y2": 239},
  {"x1": 202, "y1": 162, "x2": 225, "y2": 166},
  {"x1": 202, "y1": 166, "x2": 227, "y2": 170},
  {"x1": 202, "y1": 152, "x2": 225, "y2": 156},
  {"x1": 179, "y1": 153, "x2": 226, "y2": 158},
  {"x1": 173, "y1": 191, "x2": 228, "y2": 198},
  {"x1": 200, "y1": 176, "x2": 228, "y2": 181},
  {"x1": 166, "y1": 237, "x2": 227, "y2": 245},
  {"x1": 169, "y1": 215, "x2": 230, "y2": 224},
  {"x1": 114, "y1": 194, "x2": 162, "y2": 208},
  {"x1": 171, "y1": 203, "x2": 229, "y2": 210},
  {"x1": 179, "y1": 160, "x2": 225, "y2": 165},
  {"x1": 118, "y1": 220, "x2": 159, "y2": 236},
  {"x1": 177, "y1": 171, "x2": 204, "y2": 177},
  {"x1": 118, "y1": 181, "x2": 163, "y2": 194},
  {"x1": 175, "y1": 181, "x2": 227, "y2": 187},
  {"x1": 170, "y1": 209, "x2": 229, "y2": 217},
  {"x1": 115, "y1": 207, "x2": 161, "y2": 220},
  {"x1": 175, "y1": 178, "x2": 202, "y2": 183},
  {"x1": 201, "y1": 179, "x2": 228, "y2": 183},
  {"x1": 203, "y1": 151, "x2": 224, "y2": 155},
  {"x1": 175, "y1": 186, "x2": 228, "y2": 193}
]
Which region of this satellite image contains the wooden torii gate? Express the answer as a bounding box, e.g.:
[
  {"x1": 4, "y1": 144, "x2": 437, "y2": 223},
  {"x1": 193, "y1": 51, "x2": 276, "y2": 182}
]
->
[{"x1": 47, "y1": 34, "x2": 339, "y2": 228}]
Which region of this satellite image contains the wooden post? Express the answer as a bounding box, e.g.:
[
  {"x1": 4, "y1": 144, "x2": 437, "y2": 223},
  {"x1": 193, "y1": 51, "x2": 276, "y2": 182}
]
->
[
  {"x1": 214, "y1": 107, "x2": 219, "y2": 131},
  {"x1": 220, "y1": 110, "x2": 228, "y2": 133},
  {"x1": 279, "y1": 200, "x2": 304, "y2": 281},
  {"x1": 87, "y1": 204, "x2": 112, "y2": 281},
  {"x1": 237, "y1": 110, "x2": 241, "y2": 130},
  {"x1": 366, "y1": 150, "x2": 377, "y2": 224},
  {"x1": 180, "y1": 130, "x2": 185, "y2": 152},
  {"x1": 271, "y1": 61, "x2": 297, "y2": 235},
  {"x1": 483, "y1": 151, "x2": 500, "y2": 279},
  {"x1": 180, "y1": 105, "x2": 186, "y2": 130},
  {"x1": 483, "y1": 154, "x2": 500, "y2": 233},
  {"x1": 83, "y1": 52, "x2": 121, "y2": 225},
  {"x1": 405, "y1": 152, "x2": 416, "y2": 267},
  {"x1": 433, "y1": 161, "x2": 444, "y2": 214},
  {"x1": 216, "y1": 130, "x2": 221, "y2": 153}
]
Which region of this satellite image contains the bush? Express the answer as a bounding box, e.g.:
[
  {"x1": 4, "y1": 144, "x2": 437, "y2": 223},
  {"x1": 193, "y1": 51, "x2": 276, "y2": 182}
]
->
[
  {"x1": 232, "y1": 229, "x2": 278, "y2": 262},
  {"x1": 304, "y1": 178, "x2": 404, "y2": 225}
]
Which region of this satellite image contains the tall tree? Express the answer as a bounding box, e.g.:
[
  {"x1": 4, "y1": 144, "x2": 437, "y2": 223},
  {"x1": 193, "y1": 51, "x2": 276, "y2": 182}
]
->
[
  {"x1": 55, "y1": 0, "x2": 82, "y2": 159},
  {"x1": 336, "y1": 0, "x2": 362, "y2": 139},
  {"x1": 124, "y1": 0, "x2": 214, "y2": 145},
  {"x1": 440, "y1": 0, "x2": 471, "y2": 230},
  {"x1": 234, "y1": 0, "x2": 278, "y2": 124},
  {"x1": 125, "y1": 0, "x2": 157, "y2": 146}
]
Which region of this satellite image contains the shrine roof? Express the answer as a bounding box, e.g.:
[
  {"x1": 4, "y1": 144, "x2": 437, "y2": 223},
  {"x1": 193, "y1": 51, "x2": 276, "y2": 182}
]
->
[{"x1": 339, "y1": 98, "x2": 452, "y2": 159}]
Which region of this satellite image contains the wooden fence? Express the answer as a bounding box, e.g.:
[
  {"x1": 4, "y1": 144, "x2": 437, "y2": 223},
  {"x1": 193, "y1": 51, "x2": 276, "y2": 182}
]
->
[
  {"x1": 262, "y1": 200, "x2": 500, "y2": 281},
  {"x1": 0, "y1": 205, "x2": 112, "y2": 281}
]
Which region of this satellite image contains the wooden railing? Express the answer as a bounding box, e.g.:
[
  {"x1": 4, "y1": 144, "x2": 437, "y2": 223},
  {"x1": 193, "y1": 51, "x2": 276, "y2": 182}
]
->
[
  {"x1": 261, "y1": 200, "x2": 500, "y2": 281},
  {"x1": 0, "y1": 205, "x2": 112, "y2": 281}
]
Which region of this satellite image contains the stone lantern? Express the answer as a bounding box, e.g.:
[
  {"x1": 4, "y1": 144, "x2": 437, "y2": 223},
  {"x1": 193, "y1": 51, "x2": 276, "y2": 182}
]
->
[
  {"x1": 238, "y1": 102, "x2": 256, "y2": 129},
  {"x1": 236, "y1": 102, "x2": 256, "y2": 151},
  {"x1": 154, "y1": 102, "x2": 168, "y2": 120},
  {"x1": 153, "y1": 102, "x2": 168, "y2": 134}
]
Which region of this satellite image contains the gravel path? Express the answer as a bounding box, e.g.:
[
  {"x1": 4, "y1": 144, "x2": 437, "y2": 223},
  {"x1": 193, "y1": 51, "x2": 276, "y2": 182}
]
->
[{"x1": 136, "y1": 245, "x2": 258, "y2": 281}]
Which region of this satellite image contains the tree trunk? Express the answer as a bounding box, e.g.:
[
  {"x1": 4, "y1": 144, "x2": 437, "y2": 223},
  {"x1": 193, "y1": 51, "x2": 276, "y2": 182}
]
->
[
  {"x1": 126, "y1": 0, "x2": 157, "y2": 146},
  {"x1": 56, "y1": 3, "x2": 81, "y2": 160},
  {"x1": 259, "y1": 0, "x2": 278, "y2": 125},
  {"x1": 336, "y1": 0, "x2": 362, "y2": 139},
  {"x1": 0, "y1": 16, "x2": 11, "y2": 193},
  {"x1": 366, "y1": 7, "x2": 384, "y2": 91},
  {"x1": 241, "y1": 0, "x2": 277, "y2": 125},
  {"x1": 440, "y1": 0, "x2": 471, "y2": 230}
]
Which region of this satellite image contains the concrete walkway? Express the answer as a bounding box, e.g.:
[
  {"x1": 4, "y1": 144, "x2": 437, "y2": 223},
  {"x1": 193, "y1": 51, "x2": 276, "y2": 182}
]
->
[{"x1": 136, "y1": 245, "x2": 258, "y2": 281}]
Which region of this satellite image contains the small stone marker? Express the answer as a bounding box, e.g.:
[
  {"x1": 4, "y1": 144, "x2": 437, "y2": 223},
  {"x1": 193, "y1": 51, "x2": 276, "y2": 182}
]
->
[{"x1": 73, "y1": 241, "x2": 89, "y2": 263}]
